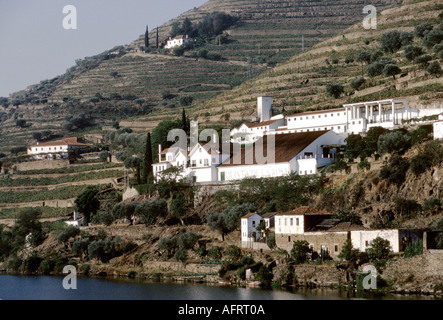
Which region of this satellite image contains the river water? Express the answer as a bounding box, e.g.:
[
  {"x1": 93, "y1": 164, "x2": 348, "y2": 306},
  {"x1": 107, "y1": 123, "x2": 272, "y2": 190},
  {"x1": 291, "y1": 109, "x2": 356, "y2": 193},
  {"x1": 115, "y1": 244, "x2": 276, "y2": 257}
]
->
[{"x1": 0, "y1": 274, "x2": 435, "y2": 300}]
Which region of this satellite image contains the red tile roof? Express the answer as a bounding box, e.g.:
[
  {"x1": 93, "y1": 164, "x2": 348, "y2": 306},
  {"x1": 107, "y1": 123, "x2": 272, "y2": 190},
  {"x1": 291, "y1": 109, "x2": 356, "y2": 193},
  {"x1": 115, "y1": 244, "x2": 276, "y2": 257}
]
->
[
  {"x1": 219, "y1": 131, "x2": 327, "y2": 167},
  {"x1": 30, "y1": 137, "x2": 90, "y2": 148},
  {"x1": 279, "y1": 206, "x2": 332, "y2": 216}
]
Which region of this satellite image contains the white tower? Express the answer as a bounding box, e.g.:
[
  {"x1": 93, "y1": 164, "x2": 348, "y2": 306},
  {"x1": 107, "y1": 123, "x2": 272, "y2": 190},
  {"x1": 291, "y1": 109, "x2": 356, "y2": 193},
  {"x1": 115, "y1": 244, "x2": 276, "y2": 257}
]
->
[{"x1": 257, "y1": 97, "x2": 272, "y2": 122}]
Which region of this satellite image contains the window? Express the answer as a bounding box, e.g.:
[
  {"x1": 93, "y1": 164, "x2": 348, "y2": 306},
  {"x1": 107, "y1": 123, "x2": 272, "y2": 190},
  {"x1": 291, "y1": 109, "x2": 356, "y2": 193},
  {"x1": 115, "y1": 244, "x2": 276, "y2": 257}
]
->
[
  {"x1": 204, "y1": 159, "x2": 209, "y2": 166},
  {"x1": 290, "y1": 218, "x2": 293, "y2": 226},
  {"x1": 365, "y1": 240, "x2": 369, "y2": 247},
  {"x1": 284, "y1": 218, "x2": 287, "y2": 226},
  {"x1": 296, "y1": 218, "x2": 299, "y2": 226},
  {"x1": 288, "y1": 236, "x2": 291, "y2": 242},
  {"x1": 212, "y1": 157, "x2": 216, "y2": 163},
  {"x1": 220, "y1": 172, "x2": 225, "y2": 181},
  {"x1": 318, "y1": 115, "x2": 321, "y2": 118},
  {"x1": 331, "y1": 114, "x2": 334, "y2": 117},
  {"x1": 312, "y1": 116, "x2": 315, "y2": 119},
  {"x1": 334, "y1": 245, "x2": 339, "y2": 252}
]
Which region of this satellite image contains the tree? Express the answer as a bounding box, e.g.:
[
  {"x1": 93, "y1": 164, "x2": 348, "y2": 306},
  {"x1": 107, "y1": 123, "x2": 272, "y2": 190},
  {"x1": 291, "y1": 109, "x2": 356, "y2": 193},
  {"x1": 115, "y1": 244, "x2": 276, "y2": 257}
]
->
[
  {"x1": 143, "y1": 132, "x2": 153, "y2": 184},
  {"x1": 338, "y1": 238, "x2": 361, "y2": 269},
  {"x1": 427, "y1": 61, "x2": 442, "y2": 77},
  {"x1": 414, "y1": 22, "x2": 433, "y2": 38},
  {"x1": 173, "y1": 47, "x2": 184, "y2": 56},
  {"x1": 356, "y1": 50, "x2": 371, "y2": 76},
  {"x1": 383, "y1": 64, "x2": 402, "y2": 79},
  {"x1": 422, "y1": 29, "x2": 443, "y2": 49},
  {"x1": 366, "y1": 237, "x2": 391, "y2": 261},
  {"x1": 366, "y1": 62, "x2": 385, "y2": 78},
  {"x1": 326, "y1": 83, "x2": 344, "y2": 99},
  {"x1": 134, "y1": 199, "x2": 167, "y2": 226},
  {"x1": 289, "y1": 240, "x2": 311, "y2": 264},
  {"x1": 144, "y1": 25, "x2": 150, "y2": 49},
  {"x1": 377, "y1": 131, "x2": 412, "y2": 155},
  {"x1": 379, "y1": 153, "x2": 410, "y2": 185},
  {"x1": 12, "y1": 208, "x2": 46, "y2": 248},
  {"x1": 178, "y1": 231, "x2": 201, "y2": 250},
  {"x1": 110, "y1": 71, "x2": 118, "y2": 78},
  {"x1": 15, "y1": 119, "x2": 27, "y2": 128},
  {"x1": 403, "y1": 45, "x2": 424, "y2": 62},
  {"x1": 124, "y1": 156, "x2": 142, "y2": 185},
  {"x1": 74, "y1": 187, "x2": 100, "y2": 224},
  {"x1": 415, "y1": 54, "x2": 432, "y2": 69},
  {"x1": 379, "y1": 30, "x2": 413, "y2": 53},
  {"x1": 112, "y1": 202, "x2": 138, "y2": 225},
  {"x1": 57, "y1": 226, "x2": 80, "y2": 247},
  {"x1": 350, "y1": 77, "x2": 366, "y2": 91},
  {"x1": 156, "y1": 27, "x2": 159, "y2": 48}
]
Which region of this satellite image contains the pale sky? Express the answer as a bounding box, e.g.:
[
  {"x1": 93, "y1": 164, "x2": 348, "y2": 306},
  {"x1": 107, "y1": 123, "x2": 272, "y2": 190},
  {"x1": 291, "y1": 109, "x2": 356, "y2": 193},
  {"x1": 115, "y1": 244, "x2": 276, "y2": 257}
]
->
[{"x1": 0, "y1": 0, "x2": 207, "y2": 97}]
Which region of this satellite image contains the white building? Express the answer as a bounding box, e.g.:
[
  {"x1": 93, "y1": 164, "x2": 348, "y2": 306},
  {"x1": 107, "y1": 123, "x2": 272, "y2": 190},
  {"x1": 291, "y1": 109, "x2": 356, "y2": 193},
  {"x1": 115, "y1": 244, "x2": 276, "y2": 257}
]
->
[
  {"x1": 433, "y1": 113, "x2": 443, "y2": 140},
  {"x1": 241, "y1": 212, "x2": 264, "y2": 246},
  {"x1": 275, "y1": 206, "x2": 333, "y2": 235},
  {"x1": 152, "y1": 140, "x2": 232, "y2": 183},
  {"x1": 218, "y1": 130, "x2": 344, "y2": 181},
  {"x1": 27, "y1": 137, "x2": 91, "y2": 159},
  {"x1": 65, "y1": 211, "x2": 84, "y2": 227},
  {"x1": 165, "y1": 35, "x2": 194, "y2": 49},
  {"x1": 350, "y1": 229, "x2": 424, "y2": 253}
]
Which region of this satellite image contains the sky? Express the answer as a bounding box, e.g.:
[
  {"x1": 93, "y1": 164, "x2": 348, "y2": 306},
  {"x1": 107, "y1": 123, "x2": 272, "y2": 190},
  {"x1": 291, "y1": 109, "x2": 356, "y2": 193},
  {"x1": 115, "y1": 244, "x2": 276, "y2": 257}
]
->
[{"x1": 0, "y1": 0, "x2": 208, "y2": 97}]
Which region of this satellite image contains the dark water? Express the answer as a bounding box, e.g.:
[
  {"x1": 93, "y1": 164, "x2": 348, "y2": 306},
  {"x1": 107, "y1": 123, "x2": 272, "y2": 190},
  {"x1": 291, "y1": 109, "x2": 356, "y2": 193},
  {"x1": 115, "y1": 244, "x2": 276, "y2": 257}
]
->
[{"x1": 0, "y1": 275, "x2": 435, "y2": 300}]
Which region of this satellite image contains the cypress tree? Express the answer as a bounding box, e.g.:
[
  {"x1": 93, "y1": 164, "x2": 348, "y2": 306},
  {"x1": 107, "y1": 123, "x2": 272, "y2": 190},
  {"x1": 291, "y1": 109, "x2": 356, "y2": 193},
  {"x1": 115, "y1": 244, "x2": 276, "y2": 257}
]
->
[
  {"x1": 144, "y1": 25, "x2": 150, "y2": 50},
  {"x1": 182, "y1": 108, "x2": 188, "y2": 133},
  {"x1": 156, "y1": 27, "x2": 159, "y2": 48}
]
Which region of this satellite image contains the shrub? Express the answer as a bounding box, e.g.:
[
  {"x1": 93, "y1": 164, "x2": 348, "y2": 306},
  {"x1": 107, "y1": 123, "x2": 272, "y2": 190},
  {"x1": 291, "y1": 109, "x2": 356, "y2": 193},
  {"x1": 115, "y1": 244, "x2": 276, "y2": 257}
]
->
[
  {"x1": 379, "y1": 30, "x2": 413, "y2": 53},
  {"x1": 367, "y1": 62, "x2": 385, "y2": 78},
  {"x1": 289, "y1": 240, "x2": 311, "y2": 264},
  {"x1": 225, "y1": 245, "x2": 242, "y2": 261},
  {"x1": 366, "y1": 237, "x2": 391, "y2": 261},
  {"x1": 415, "y1": 54, "x2": 432, "y2": 69},
  {"x1": 57, "y1": 226, "x2": 80, "y2": 245},
  {"x1": 395, "y1": 198, "x2": 422, "y2": 219},
  {"x1": 377, "y1": 131, "x2": 411, "y2": 156},
  {"x1": 383, "y1": 64, "x2": 402, "y2": 79},
  {"x1": 427, "y1": 61, "x2": 442, "y2": 77},
  {"x1": 174, "y1": 247, "x2": 188, "y2": 262},
  {"x1": 422, "y1": 29, "x2": 443, "y2": 49},
  {"x1": 350, "y1": 77, "x2": 366, "y2": 91},
  {"x1": 404, "y1": 240, "x2": 423, "y2": 258},
  {"x1": 326, "y1": 83, "x2": 344, "y2": 99},
  {"x1": 379, "y1": 153, "x2": 409, "y2": 185},
  {"x1": 207, "y1": 246, "x2": 223, "y2": 260},
  {"x1": 266, "y1": 232, "x2": 276, "y2": 249},
  {"x1": 178, "y1": 231, "x2": 201, "y2": 250},
  {"x1": 403, "y1": 45, "x2": 424, "y2": 62},
  {"x1": 414, "y1": 22, "x2": 433, "y2": 38},
  {"x1": 158, "y1": 236, "x2": 178, "y2": 258}
]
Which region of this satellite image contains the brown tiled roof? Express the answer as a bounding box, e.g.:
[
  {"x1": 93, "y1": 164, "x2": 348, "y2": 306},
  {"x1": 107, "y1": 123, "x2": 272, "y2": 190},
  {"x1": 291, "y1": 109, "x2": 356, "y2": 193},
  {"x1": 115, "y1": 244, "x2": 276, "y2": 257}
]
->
[
  {"x1": 262, "y1": 212, "x2": 278, "y2": 218},
  {"x1": 30, "y1": 137, "x2": 90, "y2": 148},
  {"x1": 279, "y1": 206, "x2": 333, "y2": 216},
  {"x1": 326, "y1": 222, "x2": 366, "y2": 232},
  {"x1": 218, "y1": 131, "x2": 327, "y2": 167},
  {"x1": 241, "y1": 212, "x2": 261, "y2": 219},
  {"x1": 288, "y1": 108, "x2": 346, "y2": 118}
]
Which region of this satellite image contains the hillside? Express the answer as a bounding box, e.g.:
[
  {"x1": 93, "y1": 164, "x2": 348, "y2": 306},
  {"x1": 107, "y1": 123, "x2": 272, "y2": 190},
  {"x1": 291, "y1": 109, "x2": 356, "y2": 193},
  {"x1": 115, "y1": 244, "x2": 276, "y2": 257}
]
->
[
  {"x1": 0, "y1": 0, "x2": 400, "y2": 154},
  {"x1": 195, "y1": 0, "x2": 443, "y2": 122}
]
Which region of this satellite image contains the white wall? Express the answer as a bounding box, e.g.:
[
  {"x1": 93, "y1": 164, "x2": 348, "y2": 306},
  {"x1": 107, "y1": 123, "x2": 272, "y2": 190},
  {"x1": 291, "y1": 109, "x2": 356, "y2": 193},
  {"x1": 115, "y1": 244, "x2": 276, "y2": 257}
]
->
[
  {"x1": 219, "y1": 162, "x2": 291, "y2": 181},
  {"x1": 286, "y1": 109, "x2": 348, "y2": 133},
  {"x1": 275, "y1": 215, "x2": 304, "y2": 234},
  {"x1": 28, "y1": 144, "x2": 69, "y2": 155},
  {"x1": 434, "y1": 121, "x2": 443, "y2": 140},
  {"x1": 241, "y1": 213, "x2": 263, "y2": 242},
  {"x1": 351, "y1": 229, "x2": 399, "y2": 252}
]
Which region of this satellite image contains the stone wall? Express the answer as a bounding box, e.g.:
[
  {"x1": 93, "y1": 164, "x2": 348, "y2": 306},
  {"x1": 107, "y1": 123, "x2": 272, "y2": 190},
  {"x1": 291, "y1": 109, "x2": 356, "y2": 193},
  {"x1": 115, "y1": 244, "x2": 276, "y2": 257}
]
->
[
  {"x1": 15, "y1": 159, "x2": 70, "y2": 172},
  {"x1": 276, "y1": 232, "x2": 349, "y2": 260},
  {"x1": 143, "y1": 261, "x2": 220, "y2": 275}
]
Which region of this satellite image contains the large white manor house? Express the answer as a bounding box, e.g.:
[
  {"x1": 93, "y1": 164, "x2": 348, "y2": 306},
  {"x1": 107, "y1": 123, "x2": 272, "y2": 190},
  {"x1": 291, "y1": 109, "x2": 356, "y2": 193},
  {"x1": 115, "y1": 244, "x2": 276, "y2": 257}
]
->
[{"x1": 153, "y1": 96, "x2": 442, "y2": 184}]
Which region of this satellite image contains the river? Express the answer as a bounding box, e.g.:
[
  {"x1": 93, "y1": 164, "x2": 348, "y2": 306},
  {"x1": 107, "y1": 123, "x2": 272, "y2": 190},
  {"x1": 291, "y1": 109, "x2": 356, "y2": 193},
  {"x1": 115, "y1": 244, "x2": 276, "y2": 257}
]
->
[{"x1": 0, "y1": 274, "x2": 436, "y2": 300}]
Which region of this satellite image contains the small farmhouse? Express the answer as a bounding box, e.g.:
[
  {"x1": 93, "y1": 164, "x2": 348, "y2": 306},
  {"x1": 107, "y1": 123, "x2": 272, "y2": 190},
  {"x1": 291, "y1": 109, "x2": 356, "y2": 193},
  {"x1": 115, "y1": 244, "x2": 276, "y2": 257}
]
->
[
  {"x1": 27, "y1": 137, "x2": 91, "y2": 159},
  {"x1": 165, "y1": 35, "x2": 194, "y2": 49}
]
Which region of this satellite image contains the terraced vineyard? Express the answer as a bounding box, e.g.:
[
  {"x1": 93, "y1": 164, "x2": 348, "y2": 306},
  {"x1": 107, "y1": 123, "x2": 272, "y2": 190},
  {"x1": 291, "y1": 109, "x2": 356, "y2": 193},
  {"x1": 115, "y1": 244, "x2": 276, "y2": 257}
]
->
[{"x1": 195, "y1": 0, "x2": 443, "y2": 121}]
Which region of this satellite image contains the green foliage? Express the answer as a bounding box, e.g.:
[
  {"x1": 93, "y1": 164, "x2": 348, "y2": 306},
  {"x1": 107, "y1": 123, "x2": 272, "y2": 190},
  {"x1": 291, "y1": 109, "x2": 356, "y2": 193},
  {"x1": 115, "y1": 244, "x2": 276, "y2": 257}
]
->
[
  {"x1": 414, "y1": 22, "x2": 434, "y2": 38},
  {"x1": 404, "y1": 240, "x2": 423, "y2": 258},
  {"x1": 207, "y1": 246, "x2": 223, "y2": 260},
  {"x1": 74, "y1": 186, "x2": 100, "y2": 224},
  {"x1": 379, "y1": 30, "x2": 413, "y2": 53},
  {"x1": 207, "y1": 203, "x2": 256, "y2": 240},
  {"x1": 415, "y1": 54, "x2": 432, "y2": 69},
  {"x1": 57, "y1": 226, "x2": 80, "y2": 245},
  {"x1": 266, "y1": 232, "x2": 276, "y2": 249},
  {"x1": 225, "y1": 245, "x2": 242, "y2": 261},
  {"x1": 366, "y1": 237, "x2": 391, "y2": 261},
  {"x1": 427, "y1": 61, "x2": 442, "y2": 77},
  {"x1": 332, "y1": 209, "x2": 362, "y2": 225},
  {"x1": 403, "y1": 45, "x2": 424, "y2": 62},
  {"x1": 410, "y1": 140, "x2": 443, "y2": 176},
  {"x1": 350, "y1": 77, "x2": 366, "y2": 91},
  {"x1": 356, "y1": 50, "x2": 371, "y2": 64},
  {"x1": 12, "y1": 208, "x2": 46, "y2": 248},
  {"x1": 326, "y1": 82, "x2": 344, "y2": 99},
  {"x1": 158, "y1": 236, "x2": 178, "y2": 258},
  {"x1": 394, "y1": 198, "x2": 422, "y2": 219},
  {"x1": 379, "y1": 153, "x2": 410, "y2": 185},
  {"x1": 422, "y1": 28, "x2": 443, "y2": 49},
  {"x1": 178, "y1": 231, "x2": 201, "y2": 250},
  {"x1": 377, "y1": 131, "x2": 411, "y2": 156},
  {"x1": 338, "y1": 238, "x2": 361, "y2": 269},
  {"x1": 289, "y1": 240, "x2": 311, "y2": 264},
  {"x1": 383, "y1": 64, "x2": 402, "y2": 79}
]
